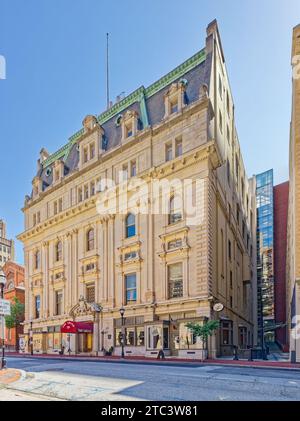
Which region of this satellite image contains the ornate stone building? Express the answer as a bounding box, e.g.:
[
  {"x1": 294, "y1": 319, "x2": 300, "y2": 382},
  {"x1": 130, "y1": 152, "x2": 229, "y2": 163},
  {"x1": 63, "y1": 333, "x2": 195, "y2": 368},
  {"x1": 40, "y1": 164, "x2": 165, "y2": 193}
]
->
[
  {"x1": 287, "y1": 23, "x2": 300, "y2": 363},
  {"x1": 18, "y1": 20, "x2": 257, "y2": 358},
  {"x1": 0, "y1": 219, "x2": 15, "y2": 267}
]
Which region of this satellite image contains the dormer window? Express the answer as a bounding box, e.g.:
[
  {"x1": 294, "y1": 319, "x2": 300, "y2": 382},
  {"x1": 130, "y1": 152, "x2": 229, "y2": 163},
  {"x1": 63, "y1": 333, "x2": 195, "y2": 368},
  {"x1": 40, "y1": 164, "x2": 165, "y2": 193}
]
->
[
  {"x1": 121, "y1": 110, "x2": 139, "y2": 142},
  {"x1": 170, "y1": 99, "x2": 178, "y2": 115},
  {"x1": 126, "y1": 124, "x2": 133, "y2": 138},
  {"x1": 83, "y1": 147, "x2": 88, "y2": 164},
  {"x1": 32, "y1": 177, "x2": 41, "y2": 198},
  {"x1": 53, "y1": 160, "x2": 64, "y2": 184},
  {"x1": 89, "y1": 143, "x2": 95, "y2": 159},
  {"x1": 164, "y1": 81, "x2": 186, "y2": 118},
  {"x1": 54, "y1": 169, "x2": 60, "y2": 182}
]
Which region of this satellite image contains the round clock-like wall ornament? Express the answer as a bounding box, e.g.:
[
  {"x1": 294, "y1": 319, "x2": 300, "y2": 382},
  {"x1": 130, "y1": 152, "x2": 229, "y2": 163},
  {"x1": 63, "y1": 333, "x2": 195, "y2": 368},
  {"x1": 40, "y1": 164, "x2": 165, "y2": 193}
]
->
[{"x1": 213, "y1": 303, "x2": 224, "y2": 312}]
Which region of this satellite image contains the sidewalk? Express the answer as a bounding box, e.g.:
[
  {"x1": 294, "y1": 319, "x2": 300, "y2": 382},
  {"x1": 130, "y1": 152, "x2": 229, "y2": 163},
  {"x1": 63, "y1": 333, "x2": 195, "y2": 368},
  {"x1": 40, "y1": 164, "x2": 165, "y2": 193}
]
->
[{"x1": 6, "y1": 352, "x2": 300, "y2": 371}]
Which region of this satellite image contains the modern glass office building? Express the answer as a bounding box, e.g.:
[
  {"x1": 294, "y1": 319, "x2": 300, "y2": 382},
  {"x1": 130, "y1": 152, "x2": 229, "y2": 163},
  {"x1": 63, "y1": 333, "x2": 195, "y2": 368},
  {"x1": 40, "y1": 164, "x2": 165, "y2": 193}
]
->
[{"x1": 256, "y1": 169, "x2": 275, "y2": 343}]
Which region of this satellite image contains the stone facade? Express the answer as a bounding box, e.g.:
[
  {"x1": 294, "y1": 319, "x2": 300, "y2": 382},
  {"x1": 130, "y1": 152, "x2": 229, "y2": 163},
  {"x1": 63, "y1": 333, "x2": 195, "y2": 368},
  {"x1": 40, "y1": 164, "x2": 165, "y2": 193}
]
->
[
  {"x1": 0, "y1": 219, "x2": 15, "y2": 267},
  {"x1": 18, "y1": 21, "x2": 257, "y2": 358},
  {"x1": 287, "y1": 24, "x2": 300, "y2": 363}
]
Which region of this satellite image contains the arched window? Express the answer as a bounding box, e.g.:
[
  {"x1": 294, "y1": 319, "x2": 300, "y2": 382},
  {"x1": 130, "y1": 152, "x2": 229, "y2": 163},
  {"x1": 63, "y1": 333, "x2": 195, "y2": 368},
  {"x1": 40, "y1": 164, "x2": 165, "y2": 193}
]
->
[
  {"x1": 126, "y1": 213, "x2": 136, "y2": 238},
  {"x1": 35, "y1": 250, "x2": 41, "y2": 269},
  {"x1": 169, "y1": 196, "x2": 182, "y2": 225},
  {"x1": 87, "y1": 229, "x2": 95, "y2": 251},
  {"x1": 56, "y1": 241, "x2": 62, "y2": 262}
]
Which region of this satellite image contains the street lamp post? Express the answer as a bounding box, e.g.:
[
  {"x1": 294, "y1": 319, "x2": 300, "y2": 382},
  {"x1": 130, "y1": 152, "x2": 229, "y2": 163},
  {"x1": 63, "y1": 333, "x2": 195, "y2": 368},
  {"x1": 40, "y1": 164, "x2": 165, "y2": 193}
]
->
[
  {"x1": 0, "y1": 268, "x2": 7, "y2": 370},
  {"x1": 29, "y1": 320, "x2": 33, "y2": 356},
  {"x1": 119, "y1": 307, "x2": 125, "y2": 359}
]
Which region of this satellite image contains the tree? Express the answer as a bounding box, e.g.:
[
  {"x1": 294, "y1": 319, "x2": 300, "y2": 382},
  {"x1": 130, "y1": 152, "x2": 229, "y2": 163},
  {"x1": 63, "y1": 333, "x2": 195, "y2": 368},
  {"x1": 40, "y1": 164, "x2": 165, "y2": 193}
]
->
[
  {"x1": 186, "y1": 320, "x2": 220, "y2": 361},
  {"x1": 5, "y1": 297, "x2": 25, "y2": 351}
]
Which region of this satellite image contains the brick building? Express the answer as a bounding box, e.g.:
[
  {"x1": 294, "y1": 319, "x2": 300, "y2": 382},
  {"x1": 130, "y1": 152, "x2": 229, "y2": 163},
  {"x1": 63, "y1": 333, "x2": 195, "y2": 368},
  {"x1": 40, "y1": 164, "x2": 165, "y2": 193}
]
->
[
  {"x1": 2, "y1": 261, "x2": 25, "y2": 350},
  {"x1": 274, "y1": 182, "x2": 289, "y2": 351}
]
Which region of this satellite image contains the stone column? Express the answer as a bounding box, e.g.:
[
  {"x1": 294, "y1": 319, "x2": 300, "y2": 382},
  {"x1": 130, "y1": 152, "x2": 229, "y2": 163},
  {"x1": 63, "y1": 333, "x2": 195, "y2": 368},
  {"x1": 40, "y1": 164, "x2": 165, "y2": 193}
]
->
[
  {"x1": 73, "y1": 229, "x2": 78, "y2": 304},
  {"x1": 66, "y1": 232, "x2": 72, "y2": 312},
  {"x1": 98, "y1": 220, "x2": 105, "y2": 303},
  {"x1": 103, "y1": 218, "x2": 108, "y2": 303},
  {"x1": 42, "y1": 241, "x2": 49, "y2": 319},
  {"x1": 107, "y1": 215, "x2": 115, "y2": 307}
]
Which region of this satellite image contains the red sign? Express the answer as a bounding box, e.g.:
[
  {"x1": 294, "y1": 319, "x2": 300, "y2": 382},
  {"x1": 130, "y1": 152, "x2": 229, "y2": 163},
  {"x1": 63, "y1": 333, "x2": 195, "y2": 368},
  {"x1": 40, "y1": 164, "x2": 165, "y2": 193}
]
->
[{"x1": 61, "y1": 321, "x2": 93, "y2": 333}]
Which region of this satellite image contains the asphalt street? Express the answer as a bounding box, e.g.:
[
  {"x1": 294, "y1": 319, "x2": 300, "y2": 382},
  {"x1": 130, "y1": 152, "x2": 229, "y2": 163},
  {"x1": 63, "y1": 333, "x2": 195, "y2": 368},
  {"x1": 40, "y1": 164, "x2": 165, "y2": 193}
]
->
[{"x1": 3, "y1": 356, "x2": 300, "y2": 401}]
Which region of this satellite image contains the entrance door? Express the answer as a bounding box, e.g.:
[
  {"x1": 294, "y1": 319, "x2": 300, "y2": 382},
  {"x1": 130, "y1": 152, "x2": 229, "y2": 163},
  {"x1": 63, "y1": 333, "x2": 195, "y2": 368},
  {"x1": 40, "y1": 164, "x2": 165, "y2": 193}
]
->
[{"x1": 78, "y1": 333, "x2": 93, "y2": 353}]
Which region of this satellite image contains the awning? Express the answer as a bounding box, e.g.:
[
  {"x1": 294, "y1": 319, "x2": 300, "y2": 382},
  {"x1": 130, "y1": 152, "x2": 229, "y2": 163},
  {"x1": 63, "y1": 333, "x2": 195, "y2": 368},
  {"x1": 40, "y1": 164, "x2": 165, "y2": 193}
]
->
[{"x1": 61, "y1": 321, "x2": 94, "y2": 334}]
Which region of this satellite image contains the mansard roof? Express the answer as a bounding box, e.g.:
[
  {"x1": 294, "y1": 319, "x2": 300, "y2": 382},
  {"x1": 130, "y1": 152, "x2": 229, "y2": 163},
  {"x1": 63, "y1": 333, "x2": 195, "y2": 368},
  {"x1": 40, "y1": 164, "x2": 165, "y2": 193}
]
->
[{"x1": 37, "y1": 47, "x2": 212, "y2": 192}]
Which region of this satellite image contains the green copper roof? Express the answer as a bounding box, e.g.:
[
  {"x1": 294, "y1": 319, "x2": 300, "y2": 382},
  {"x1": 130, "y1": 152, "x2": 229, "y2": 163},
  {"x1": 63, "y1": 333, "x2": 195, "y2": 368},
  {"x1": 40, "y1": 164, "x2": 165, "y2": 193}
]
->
[{"x1": 42, "y1": 48, "x2": 206, "y2": 169}]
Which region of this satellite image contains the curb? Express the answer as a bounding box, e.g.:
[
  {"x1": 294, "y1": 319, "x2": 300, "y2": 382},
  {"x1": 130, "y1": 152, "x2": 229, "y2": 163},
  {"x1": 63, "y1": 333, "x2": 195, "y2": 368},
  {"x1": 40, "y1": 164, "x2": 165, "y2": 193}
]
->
[{"x1": 6, "y1": 354, "x2": 300, "y2": 372}]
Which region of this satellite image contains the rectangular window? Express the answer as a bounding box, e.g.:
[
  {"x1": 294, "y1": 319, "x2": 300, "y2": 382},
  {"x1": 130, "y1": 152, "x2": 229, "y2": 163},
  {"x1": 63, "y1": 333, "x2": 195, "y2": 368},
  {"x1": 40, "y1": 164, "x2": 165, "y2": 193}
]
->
[
  {"x1": 124, "y1": 251, "x2": 137, "y2": 261},
  {"x1": 175, "y1": 138, "x2": 183, "y2": 158},
  {"x1": 55, "y1": 290, "x2": 63, "y2": 316},
  {"x1": 165, "y1": 143, "x2": 172, "y2": 162},
  {"x1": 125, "y1": 273, "x2": 137, "y2": 304},
  {"x1": 170, "y1": 99, "x2": 178, "y2": 114},
  {"x1": 221, "y1": 321, "x2": 233, "y2": 346},
  {"x1": 219, "y1": 75, "x2": 223, "y2": 99},
  {"x1": 227, "y1": 125, "x2": 230, "y2": 143},
  {"x1": 33, "y1": 214, "x2": 36, "y2": 227},
  {"x1": 84, "y1": 184, "x2": 89, "y2": 200},
  {"x1": 219, "y1": 110, "x2": 223, "y2": 133},
  {"x1": 78, "y1": 187, "x2": 83, "y2": 203},
  {"x1": 227, "y1": 160, "x2": 231, "y2": 186},
  {"x1": 89, "y1": 143, "x2": 95, "y2": 159},
  {"x1": 53, "y1": 201, "x2": 58, "y2": 215},
  {"x1": 86, "y1": 284, "x2": 95, "y2": 303},
  {"x1": 130, "y1": 160, "x2": 136, "y2": 177},
  {"x1": 122, "y1": 164, "x2": 128, "y2": 181},
  {"x1": 126, "y1": 124, "x2": 133, "y2": 138},
  {"x1": 226, "y1": 91, "x2": 230, "y2": 115},
  {"x1": 230, "y1": 271, "x2": 233, "y2": 289},
  {"x1": 228, "y1": 240, "x2": 232, "y2": 261},
  {"x1": 35, "y1": 295, "x2": 41, "y2": 319},
  {"x1": 236, "y1": 204, "x2": 240, "y2": 225},
  {"x1": 168, "y1": 263, "x2": 183, "y2": 299},
  {"x1": 58, "y1": 198, "x2": 63, "y2": 213},
  {"x1": 55, "y1": 170, "x2": 60, "y2": 182},
  {"x1": 90, "y1": 181, "x2": 95, "y2": 196},
  {"x1": 83, "y1": 147, "x2": 88, "y2": 163},
  {"x1": 96, "y1": 178, "x2": 102, "y2": 193},
  {"x1": 168, "y1": 239, "x2": 183, "y2": 250}
]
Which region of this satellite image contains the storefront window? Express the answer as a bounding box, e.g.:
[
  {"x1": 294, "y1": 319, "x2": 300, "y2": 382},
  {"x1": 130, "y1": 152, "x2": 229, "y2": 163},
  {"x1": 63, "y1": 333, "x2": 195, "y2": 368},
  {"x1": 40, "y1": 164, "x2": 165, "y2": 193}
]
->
[
  {"x1": 136, "y1": 327, "x2": 145, "y2": 346},
  {"x1": 126, "y1": 328, "x2": 135, "y2": 346},
  {"x1": 147, "y1": 325, "x2": 170, "y2": 350},
  {"x1": 179, "y1": 322, "x2": 201, "y2": 350}
]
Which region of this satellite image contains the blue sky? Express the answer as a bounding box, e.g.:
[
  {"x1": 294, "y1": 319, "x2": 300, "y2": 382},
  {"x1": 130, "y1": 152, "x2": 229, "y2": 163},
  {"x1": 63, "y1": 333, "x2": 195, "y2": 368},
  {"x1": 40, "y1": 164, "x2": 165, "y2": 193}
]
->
[{"x1": 0, "y1": 0, "x2": 299, "y2": 263}]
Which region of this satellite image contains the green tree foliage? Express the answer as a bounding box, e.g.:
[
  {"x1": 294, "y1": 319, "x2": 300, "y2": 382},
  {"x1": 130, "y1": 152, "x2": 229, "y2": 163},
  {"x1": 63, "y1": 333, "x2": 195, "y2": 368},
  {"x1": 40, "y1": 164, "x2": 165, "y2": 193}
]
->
[
  {"x1": 5, "y1": 297, "x2": 25, "y2": 330},
  {"x1": 186, "y1": 320, "x2": 220, "y2": 360}
]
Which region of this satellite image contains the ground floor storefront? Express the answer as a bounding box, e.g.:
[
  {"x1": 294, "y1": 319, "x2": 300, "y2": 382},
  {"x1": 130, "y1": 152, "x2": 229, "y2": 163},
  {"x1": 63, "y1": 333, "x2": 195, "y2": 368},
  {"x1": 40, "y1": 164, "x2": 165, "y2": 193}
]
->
[{"x1": 19, "y1": 304, "x2": 254, "y2": 359}]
